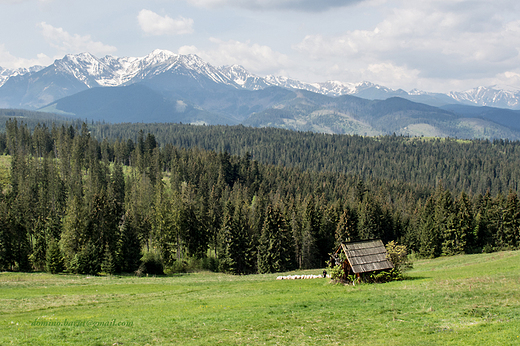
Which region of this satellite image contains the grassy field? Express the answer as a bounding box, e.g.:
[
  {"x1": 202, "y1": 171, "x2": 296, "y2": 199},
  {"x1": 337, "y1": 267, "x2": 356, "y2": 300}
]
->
[
  {"x1": 0, "y1": 154, "x2": 10, "y2": 193},
  {"x1": 1, "y1": 251, "x2": 520, "y2": 345}
]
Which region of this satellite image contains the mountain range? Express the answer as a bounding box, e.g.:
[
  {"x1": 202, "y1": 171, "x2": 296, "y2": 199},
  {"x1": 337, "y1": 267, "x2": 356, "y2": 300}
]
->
[{"x1": 1, "y1": 49, "x2": 520, "y2": 139}]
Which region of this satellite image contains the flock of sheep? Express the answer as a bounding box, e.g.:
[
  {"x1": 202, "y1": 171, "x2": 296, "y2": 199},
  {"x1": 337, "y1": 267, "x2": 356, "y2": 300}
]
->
[{"x1": 276, "y1": 274, "x2": 330, "y2": 280}]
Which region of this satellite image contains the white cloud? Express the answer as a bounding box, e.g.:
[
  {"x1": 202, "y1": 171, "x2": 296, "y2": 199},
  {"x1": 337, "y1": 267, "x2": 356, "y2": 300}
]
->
[
  {"x1": 364, "y1": 63, "x2": 420, "y2": 85},
  {"x1": 0, "y1": 44, "x2": 52, "y2": 69},
  {"x1": 179, "y1": 38, "x2": 291, "y2": 74},
  {"x1": 0, "y1": 0, "x2": 52, "y2": 3},
  {"x1": 39, "y1": 22, "x2": 117, "y2": 56},
  {"x1": 183, "y1": 0, "x2": 364, "y2": 12},
  {"x1": 178, "y1": 45, "x2": 199, "y2": 55},
  {"x1": 293, "y1": 0, "x2": 520, "y2": 91},
  {"x1": 137, "y1": 9, "x2": 194, "y2": 36}
]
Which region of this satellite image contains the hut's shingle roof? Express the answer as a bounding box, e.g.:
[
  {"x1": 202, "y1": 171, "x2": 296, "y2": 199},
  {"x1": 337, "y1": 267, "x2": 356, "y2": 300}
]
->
[{"x1": 340, "y1": 239, "x2": 394, "y2": 274}]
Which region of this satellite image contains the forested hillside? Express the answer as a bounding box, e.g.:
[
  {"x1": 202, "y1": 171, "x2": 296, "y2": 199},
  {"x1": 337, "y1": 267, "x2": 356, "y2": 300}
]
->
[
  {"x1": 1, "y1": 119, "x2": 519, "y2": 275},
  {"x1": 0, "y1": 109, "x2": 73, "y2": 132},
  {"x1": 85, "y1": 122, "x2": 520, "y2": 196}
]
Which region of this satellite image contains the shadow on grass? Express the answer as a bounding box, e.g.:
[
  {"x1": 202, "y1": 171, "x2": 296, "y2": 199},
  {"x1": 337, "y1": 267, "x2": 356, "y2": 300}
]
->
[{"x1": 401, "y1": 275, "x2": 428, "y2": 281}]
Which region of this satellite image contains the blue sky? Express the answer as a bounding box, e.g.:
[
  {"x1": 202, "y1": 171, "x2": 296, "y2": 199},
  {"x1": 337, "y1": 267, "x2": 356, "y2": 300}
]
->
[{"x1": 1, "y1": 0, "x2": 520, "y2": 93}]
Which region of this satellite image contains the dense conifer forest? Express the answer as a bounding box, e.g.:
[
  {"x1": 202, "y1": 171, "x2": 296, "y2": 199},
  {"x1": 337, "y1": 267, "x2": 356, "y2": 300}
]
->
[
  {"x1": 0, "y1": 119, "x2": 519, "y2": 274},
  {"x1": 87, "y1": 122, "x2": 520, "y2": 196}
]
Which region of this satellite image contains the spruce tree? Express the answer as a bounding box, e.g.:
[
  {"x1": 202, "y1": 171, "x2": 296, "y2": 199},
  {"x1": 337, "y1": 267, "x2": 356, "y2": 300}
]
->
[
  {"x1": 60, "y1": 195, "x2": 86, "y2": 270},
  {"x1": 181, "y1": 182, "x2": 206, "y2": 259},
  {"x1": 439, "y1": 190, "x2": 459, "y2": 255},
  {"x1": 454, "y1": 191, "x2": 473, "y2": 253},
  {"x1": 335, "y1": 207, "x2": 357, "y2": 247},
  {"x1": 0, "y1": 200, "x2": 13, "y2": 270},
  {"x1": 29, "y1": 218, "x2": 47, "y2": 271},
  {"x1": 357, "y1": 194, "x2": 383, "y2": 240},
  {"x1": 473, "y1": 191, "x2": 495, "y2": 251},
  {"x1": 218, "y1": 201, "x2": 236, "y2": 273},
  {"x1": 258, "y1": 204, "x2": 292, "y2": 273},
  {"x1": 101, "y1": 244, "x2": 116, "y2": 275},
  {"x1": 45, "y1": 238, "x2": 64, "y2": 274},
  {"x1": 115, "y1": 214, "x2": 141, "y2": 273},
  {"x1": 498, "y1": 191, "x2": 520, "y2": 249},
  {"x1": 300, "y1": 197, "x2": 320, "y2": 269},
  {"x1": 418, "y1": 196, "x2": 441, "y2": 257}
]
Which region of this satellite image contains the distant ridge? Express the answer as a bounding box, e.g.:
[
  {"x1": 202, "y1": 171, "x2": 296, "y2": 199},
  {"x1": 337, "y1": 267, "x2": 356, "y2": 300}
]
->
[
  {"x1": 1, "y1": 50, "x2": 520, "y2": 110},
  {"x1": 1, "y1": 50, "x2": 520, "y2": 140}
]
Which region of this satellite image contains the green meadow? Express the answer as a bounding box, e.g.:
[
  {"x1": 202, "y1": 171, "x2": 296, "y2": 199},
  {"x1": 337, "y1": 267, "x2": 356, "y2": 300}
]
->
[
  {"x1": 1, "y1": 251, "x2": 520, "y2": 345},
  {"x1": 0, "y1": 154, "x2": 9, "y2": 193}
]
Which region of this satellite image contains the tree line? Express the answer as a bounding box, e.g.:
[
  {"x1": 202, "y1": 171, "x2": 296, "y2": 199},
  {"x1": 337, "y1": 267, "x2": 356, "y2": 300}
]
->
[
  {"x1": 3, "y1": 115, "x2": 520, "y2": 196},
  {"x1": 85, "y1": 122, "x2": 520, "y2": 195},
  {"x1": 0, "y1": 119, "x2": 519, "y2": 275}
]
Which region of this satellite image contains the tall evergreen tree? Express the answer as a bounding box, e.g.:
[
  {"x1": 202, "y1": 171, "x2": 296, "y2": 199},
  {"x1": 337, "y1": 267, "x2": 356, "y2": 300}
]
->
[
  {"x1": 0, "y1": 200, "x2": 13, "y2": 270},
  {"x1": 115, "y1": 213, "x2": 141, "y2": 273},
  {"x1": 357, "y1": 194, "x2": 383, "y2": 240},
  {"x1": 60, "y1": 195, "x2": 86, "y2": 270},
  {"x1": 258, "y1": 204, "x2": 295, "y2": 273},
  {"x1": 45, "y1": 237, "x2": 64, "y2": 274},
  {"x1": 218, "y1": 201, "x2": 238, "y2": 273},
  {"x1": 418, "y1": 196, "x2": 441, "y2": 257},
  {"x1": 497, "y1": 191, "x2": 520, "y2": 249},
  {"x1": 335, "y1": 207, "x2": 358, "y2": 247},
  {"x1": 300, "y1": 196, "x2": 320, "y2": 269}
]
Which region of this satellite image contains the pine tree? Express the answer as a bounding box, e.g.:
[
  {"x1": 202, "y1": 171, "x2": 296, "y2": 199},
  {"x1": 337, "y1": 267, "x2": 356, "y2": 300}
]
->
[
  {"x1": 108, "y1": 162, "x2": 125, "y2": 218},
  {"x1": 335, "y1": 207, "x2": 357, "y2": 247},
  {"x1": 289, "y1": 197, "x2": 304, "y2": 269},
  {"x1": 60, "y1": 195, "x2": 86, "y2": 269},
  {"x1": 300, "y1": 197, "x2": 320, "y2": 269},
  {"x1": 181, "y1": 182, "x2": 206, "y2": 259},
  {"x1": 217, "y1": 195, "x2": 249, "y2": 274},
  {"x1": 246, "y1": 193, "x2": 266, "y2": 273},
  {"x1": 218, "y1": 201, "x2": 236, "y2": 273},
  {"x1": 85, "y1": 191, "x2": 119, "y2": 272},
  {"x1": 8, "y1": 195, "x2": 32, "y2": 271},
  {"x1": 125, "y1": 171, "x2": 154, "y2": 250},
  {"x1": 73, "y1": 241, "x2": 101, "y2": 275},
  {"x1": 207, "y1": 185, "x2": 223, "y2": 258},
  {"x1": 439, "y1": 189, "x2": 460, "y2": 255},
  {"x1": 101, "y1": 244, "x2": 116, "y2": 275},
  {"x1": 258, "y1": 204, "x2": 293, "y2": 273},
  {"x1": 45, "y1": 238, "x2": 64, "y2": 274},
  {"x1": 29, "y1": 217, "x2": 47, "y2": 271},
  {"x1": 115, "y1": 213, "x2": 141, "y2": 273},
  {"x1": 0, "y1": 200, "x2": 13, "y2": 270},
  {"x1": 498, "y1": 191, "x2": 520, "y2": 249},
  {"x1": 230, "y1": 201, "x2": 249, "y2": 274},
  {"x1": 418, "y1": 196, "x2": 441, "y2": 257},
  {"x1": 316, "y1": 203, "x2": 338, "y2": 267},
  {"x1": 454, "y1": 191, "x2": 474, "y2": 253},
  {"x1": 151, "y1": 183, "x2": 183, "y2": 265},
  {"x1": 357, "y1": 194, "x2": 383, "y2": 240}
]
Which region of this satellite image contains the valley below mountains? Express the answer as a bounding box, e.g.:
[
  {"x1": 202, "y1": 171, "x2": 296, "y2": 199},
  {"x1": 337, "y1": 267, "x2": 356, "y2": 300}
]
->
[{"x1": 1, "y1": 49, "x2": 520, "y2": 139}]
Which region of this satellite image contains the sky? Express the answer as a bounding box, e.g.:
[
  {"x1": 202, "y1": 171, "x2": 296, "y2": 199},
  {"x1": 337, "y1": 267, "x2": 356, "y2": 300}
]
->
[{"x1": 1, "y1": 0, "x2": 520, "y2": 93}]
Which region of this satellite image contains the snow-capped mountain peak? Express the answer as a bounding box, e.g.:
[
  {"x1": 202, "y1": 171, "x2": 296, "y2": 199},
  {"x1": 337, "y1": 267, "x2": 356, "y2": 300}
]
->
[
  {"x1": 448, "y1": 86, "x2": 520, "y2": 109},
  {"x1": 52, "y1": 52, "x2": 120, "y2": 87},
  {"x1": 219, "y1": 64, "x2": 272, "y2": 89},
  {"x1": 314, "y1": 80, "x2": 359, "y2": 96},
  {"x1": 140, "y1": 49, "x2": 178, "y2": 67},
  {"x1": 2, "y1": 49, "x2": 520, "y2": 110},
  {"x1": 0, "y1": 65, "x2": 44, "y2": 87}
]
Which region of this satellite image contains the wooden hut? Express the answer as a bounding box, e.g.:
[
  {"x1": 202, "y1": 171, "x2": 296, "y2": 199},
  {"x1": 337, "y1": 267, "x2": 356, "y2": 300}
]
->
[{"x1": 331, "y1": 239, "x2": 393, "y2": 280}]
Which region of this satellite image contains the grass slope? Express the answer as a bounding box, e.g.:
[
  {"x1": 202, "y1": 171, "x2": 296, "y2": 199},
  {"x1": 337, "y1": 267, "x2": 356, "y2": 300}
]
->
[
  {"x1": 0, "y1": 154, "x2": 10, "y2": 193},
  {"x1": 1, "y1": 251, "x2": 520, "y2": 345}
]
